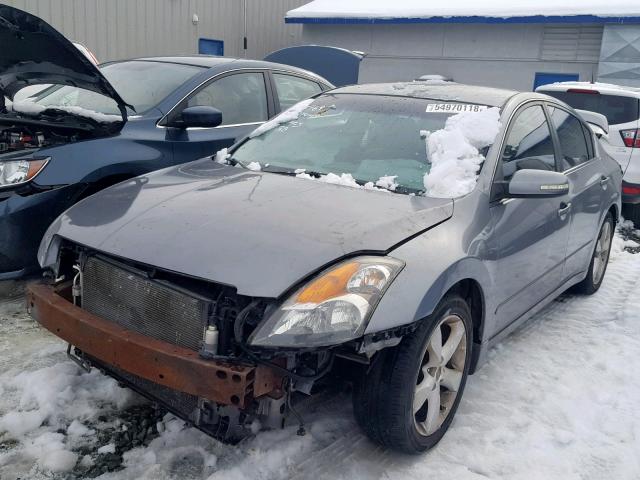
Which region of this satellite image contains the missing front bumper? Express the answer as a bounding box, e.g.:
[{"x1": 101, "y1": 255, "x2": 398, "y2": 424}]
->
[{"x1": 27, "y1": 282, "x2": 283, "y2": 410}]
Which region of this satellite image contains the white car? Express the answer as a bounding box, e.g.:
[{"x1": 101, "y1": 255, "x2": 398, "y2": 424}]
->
[{"x1": 536, "y1": 82, "x2": 640, "y2": 223}]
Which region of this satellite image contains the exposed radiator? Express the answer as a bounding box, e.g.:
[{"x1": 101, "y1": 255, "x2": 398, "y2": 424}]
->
[{"x1": 81, "y1": 255, "x2": 212, "y2": 351}]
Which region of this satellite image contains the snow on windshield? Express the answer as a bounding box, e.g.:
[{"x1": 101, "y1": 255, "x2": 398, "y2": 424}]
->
[
  {"x1": 296, "y1": 171, "x2": 394, "y2": 192},
  {"x1": 249, "y1": 98, "x2": 315, "y2": 138},
  {"x1": 11, "y1": 100, "x2": 122, "y2": 123},
  {"x1": 423, "y1": 107, "x2": 501, "y2": 198}
]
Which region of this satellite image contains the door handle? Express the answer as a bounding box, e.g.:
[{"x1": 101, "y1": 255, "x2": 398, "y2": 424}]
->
[
  {"x1": 600, "y1": 176, "x2": 610, "y2": 187},
  {"x1": 558, "y1": 202, "x2": 572, "y2": 217}
]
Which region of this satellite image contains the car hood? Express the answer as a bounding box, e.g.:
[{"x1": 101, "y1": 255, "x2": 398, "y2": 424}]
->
[
  {"x1": 41, "y1": 159, "x2": 453, "y2": 297},
  {"x1": 0, "y1": 5, "x2": 129, "y2": 117}
]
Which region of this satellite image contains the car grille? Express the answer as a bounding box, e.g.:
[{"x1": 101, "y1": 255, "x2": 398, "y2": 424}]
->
[{"x1": 81, "y1": 255, "x2": 212, "y2": 351}]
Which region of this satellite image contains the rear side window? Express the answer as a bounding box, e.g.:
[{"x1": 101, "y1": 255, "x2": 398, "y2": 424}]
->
[
  {"x1": 273, "y1": 74, "x2": 322, "y2": 110},
  {"x1": 548, "y1": 107, "x2": 591, "y2": 170},
  {"x1": 542, "y1": 91, "x2": 640, "y2": 126},
  {"x1": 500, "y1": 105, "x2": 556, "y2": 181}
]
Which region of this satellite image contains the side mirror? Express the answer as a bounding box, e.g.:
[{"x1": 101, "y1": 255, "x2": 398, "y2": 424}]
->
[
  {"x1": 169, "y1": 106, "x2": 223, "y2": 129},
  {"x1": 507, "y1": 169, "x2": 569, "y2": 198}
]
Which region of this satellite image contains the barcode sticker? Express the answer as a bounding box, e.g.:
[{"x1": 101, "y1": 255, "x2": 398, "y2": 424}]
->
[{"x1": 426, "y1": 103, "x2": 489, "y2": 113}]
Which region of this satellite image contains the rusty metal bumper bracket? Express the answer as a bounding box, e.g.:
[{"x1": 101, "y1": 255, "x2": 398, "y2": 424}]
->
[{"x1": 27, "y1": 283, "x2": 281, "y2": 409}]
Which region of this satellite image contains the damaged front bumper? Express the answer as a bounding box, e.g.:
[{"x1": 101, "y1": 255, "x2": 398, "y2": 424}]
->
[{"x1": 27, "y1": 282, "x2": 285, "y2": 438}]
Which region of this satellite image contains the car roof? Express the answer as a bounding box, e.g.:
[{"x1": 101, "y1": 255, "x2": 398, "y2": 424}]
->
[
  {"x1": 536, "y1": 81, "x2": 640, "y2": 98},
  {"x1": 129, "y1": 56, "x2": 331, "y2": 85},
  {"x1": 331, "y1": 82, "x2": 519, "y2": 107}
]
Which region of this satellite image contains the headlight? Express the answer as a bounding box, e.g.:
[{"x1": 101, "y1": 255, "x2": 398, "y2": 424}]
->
[
  {"x1": 248, "y1": 256, "x2": 404, "y2": 348},
  {"x1": 0, "y1": 158, "x2": 49, "y2": 188}
]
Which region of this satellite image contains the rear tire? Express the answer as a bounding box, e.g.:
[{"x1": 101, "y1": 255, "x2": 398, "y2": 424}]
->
[
  {"x1": 573, "y1": 212, "x2": 614, "y2": 295},
  {"x1": 353, "y1": 294, "x2": 472, "y2": 454},
  {"x1": 622, "y1": 203, "x2": 640, "y2": 228}
]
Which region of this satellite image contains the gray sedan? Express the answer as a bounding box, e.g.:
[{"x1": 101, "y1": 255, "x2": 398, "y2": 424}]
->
[{"x1": 31, "y1": 82, "x2": 621, "y2": 454}]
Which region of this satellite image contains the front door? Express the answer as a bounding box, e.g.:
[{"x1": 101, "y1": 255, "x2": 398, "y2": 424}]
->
[
  {"x1": 486, "y1": 104, "x2": 573, "y2": 336},
  {"x1": 163, "y1": 71, "x2": 272, "y2": 160}
]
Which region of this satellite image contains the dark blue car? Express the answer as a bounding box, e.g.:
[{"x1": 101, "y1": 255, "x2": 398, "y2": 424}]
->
[{"x1": 0, "y1": 5, "x2": 332, "y2": 279}]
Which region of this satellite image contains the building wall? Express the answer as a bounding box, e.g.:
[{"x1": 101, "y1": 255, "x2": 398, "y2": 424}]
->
[
  {"x1": 300, "y1": 23, "x2": 604, "y2": 91},
  {"x1": 599, "y1": 24, "x2": 640, "y2": 87},
  {"x1": 4, "y1": 0, "x2": 307, "y2": 62}
]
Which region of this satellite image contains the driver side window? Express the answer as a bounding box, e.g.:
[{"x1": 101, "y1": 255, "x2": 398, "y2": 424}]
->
[
  {"x1": 501, "y1": 105, "x2": 557, "y2": 181},
  {"x1": 184, "y1": 72, "x2": 268, "y2": 126}
]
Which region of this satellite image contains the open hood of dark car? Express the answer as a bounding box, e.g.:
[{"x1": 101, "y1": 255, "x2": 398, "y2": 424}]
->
[
  {"x1": 42, "y1": 159, "x2": 454, "y2": 297},
  {"x1": 0, "y1": 5, "x2": 129, "y2": 118}
]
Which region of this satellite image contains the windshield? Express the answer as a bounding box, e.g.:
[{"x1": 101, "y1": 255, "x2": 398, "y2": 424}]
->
[
  {"x1": 24, "y1": 60, "x2": 204, "y2": 115},
  {"x1": 231, "y1": 94, "x2": 500, "y2": 195}
]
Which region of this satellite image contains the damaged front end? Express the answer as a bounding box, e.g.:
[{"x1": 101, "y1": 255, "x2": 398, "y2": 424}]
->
[{"x1": 29, "y1": 243, "x2": 357, "y2": 442}]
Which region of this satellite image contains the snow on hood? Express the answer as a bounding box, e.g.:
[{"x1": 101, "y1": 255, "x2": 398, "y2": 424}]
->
[
  {"x1": 11, "y1": 100, "x2": 122, "y2": 123},
  {"x1": 423, "y1": 107, "x2": 501, "y2": 198}
]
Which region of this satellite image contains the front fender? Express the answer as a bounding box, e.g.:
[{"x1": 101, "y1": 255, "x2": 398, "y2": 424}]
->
[{"x1": 364, "y1": 224, "x2": 492, "y2": 336}]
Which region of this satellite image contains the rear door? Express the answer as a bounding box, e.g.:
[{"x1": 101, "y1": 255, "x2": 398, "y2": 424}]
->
[
  {"x1": 487, "y1": 103, "x2": 573, "y2": 335},
  {"x1": 539, "y1": 89, "x2": 640, "y2": 173},
  {"x1": 162, "y1": 70, "x2": 274, "y2": 160},
  {"x1": 270, "y1": 72, "x2": 324, "y2": 113},
  {"x1": 547, "y1": 104, "x2": 606, "y2": 278}
]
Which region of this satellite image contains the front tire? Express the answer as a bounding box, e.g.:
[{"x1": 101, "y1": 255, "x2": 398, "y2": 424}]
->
[
  {"x1": 573, "y1": 212, "x2": 614, "y2": 295},
  {"x1": 353, "y1": 295, "x2": 472, "y2": 453}
]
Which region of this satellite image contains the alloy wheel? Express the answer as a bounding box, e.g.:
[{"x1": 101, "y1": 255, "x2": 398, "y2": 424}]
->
[
  {"x1": 592, "y1": 220, "x2": 612, "y2": 285},
  {"x1": 413, "y1": 314, "x2": 467, "y2": 436}
]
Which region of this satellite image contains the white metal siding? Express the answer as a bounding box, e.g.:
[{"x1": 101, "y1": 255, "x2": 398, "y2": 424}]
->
[
  {"x1": 300, "y1": 23, "x2": 603, "y2": 90},
  {"x1": 3, "y1": 0, "x2": 305, "y2": 62},
  {"x1": 541, "y1": 25, "x2": 603, "y2": 62}
]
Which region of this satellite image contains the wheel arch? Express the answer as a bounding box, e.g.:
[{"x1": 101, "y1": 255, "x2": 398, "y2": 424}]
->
[
  {"x1": 608, "y1": 203, "x2": 619, "y2": 223},
  {"x1": 440, "y1": 278, "x2": 485, "y2": 374}
]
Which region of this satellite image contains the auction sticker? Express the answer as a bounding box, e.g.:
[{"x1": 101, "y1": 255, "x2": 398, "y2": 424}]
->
[{"x1": 426, "y1": 103, "x2": 488, "y2": 113}]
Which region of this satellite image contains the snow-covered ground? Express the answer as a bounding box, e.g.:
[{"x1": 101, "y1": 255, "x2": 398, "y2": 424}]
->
[{"x1": 2, "y1": 228, "x2": 640, "y2": 480}]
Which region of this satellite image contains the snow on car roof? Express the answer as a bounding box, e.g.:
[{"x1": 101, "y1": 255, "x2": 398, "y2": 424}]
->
[
  {"x1": 537, "y1": 81, "x2": 640, "y2": 96},
  {"x1": 333, "y1": 82, "x2": 518, "y2": 107},
  {"x1": 286, "y1": 0, "x2": 640, "y2": 23}
]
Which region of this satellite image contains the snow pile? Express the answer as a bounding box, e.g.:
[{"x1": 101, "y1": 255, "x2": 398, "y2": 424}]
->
[
  {"x1": 296, "y1": 171, "x2": 394, "y2": 192},
  {"x1": 0, "y1": 359, "x2": 140, "y2": 474},
  {"x1": 214, "y1": 147, "x2": 230, "y2": 164},
  {"x1": 96, "y1": 415, "x2": 218, "y2": 480},
  {"x1": 286, "y1": 0, "x2": 640, "y2": 20},
  {"x1": 22, "y1": 432, "x2": 79, "y2": 472},
  {"x1": 246, "y1": 161, "x2": 262, "y2": 171},
  {"x1": 423, "y1": 107, "x2": 501, "y2": 198},
  {"x1": 249, "y1": 98, "x2": 315, "y2": 138},
  {"x1": 375, "y1": 175, "x2": 398, "y2": 191},
  {"x1": 12, "y1": 100, "x2": 122, "y2": 123}
]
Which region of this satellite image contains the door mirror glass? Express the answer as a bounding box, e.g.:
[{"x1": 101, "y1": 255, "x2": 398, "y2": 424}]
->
[
  {"x1": 173, "y1": 106, "x2": 222, "y2": 129},
  {"x1": 507, "y1": 169, "x2": 569, "y2": 198}
]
